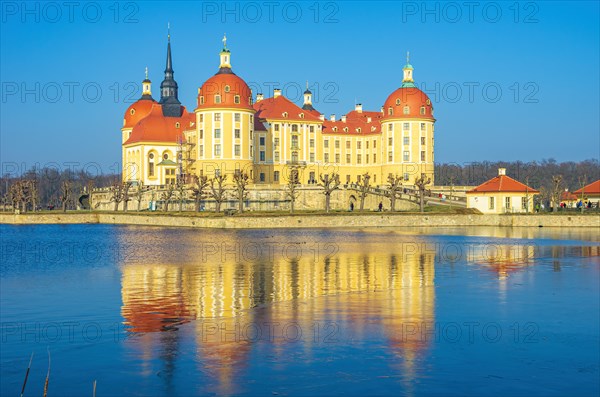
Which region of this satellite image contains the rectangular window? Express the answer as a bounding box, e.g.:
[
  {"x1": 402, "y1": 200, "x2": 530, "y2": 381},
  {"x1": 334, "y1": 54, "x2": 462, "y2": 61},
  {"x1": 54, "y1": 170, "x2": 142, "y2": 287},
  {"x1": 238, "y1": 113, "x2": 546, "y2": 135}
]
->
[
  {"x1": 199, "y1": 114, "x2": 204, "y2": 122},
  {"x1": 309, "y1": 125, "x2": 314, "y2": 133},
  {"x1": 199, "y1": 129, "x2": 204, "y2": 139},
  {"x1": 335, "y1": 140, "x2": 340, "y2": 149},
  {"x1": 366, "y1": 154, "x2": 369, "y2": 164},
  {"x1": 420, "y1": 123, "x2": 425, "y2": 131},
  {"x1": 324, "y1": 140, "x2": 329, "y2": 148},
  {"x1": 505, "y1": 197, "x2": 511, "y2": 210},
  {"x1": 214, "y1": 129, "x2": 221, "y2": 139},
  {"x1": 259, "y1": 137, "x2": 265, "y2": 146},
  {"x1": 489, "y1": 197, "x2": 495, "y2": 210},
  {"x1": 214, "y1": 144, "x2": 221, "y2": 156},
  {"x1": 235, "y1": 113, "x2": 240, "y2": 122},
  {"x1": 388, "y1": 137, "x2": 393, "y2": 146},
  {"x1": 421, "y1": 136, "x2": 426, "y2": 145},
  {"x1": 274, "y1": 151, "x2": 280, "y2": 161},
  {"x1": 324, "y1": 153, "x2": 330, "y2": 163},
  {"x1": 346, "y1": 154, "x2": 351, "y2": 164},
  {"x1": 421, "y1": 151, "x2": 426, "y2": 161},
  {"x1": 199, "y1": 145, "x2": 204, "y2": 157},
  {"x1": 274, "y1": 171, "x2": 280, "y2": 182},
  {"x1": 234, "y1": 95, "x2": 240, "y2": 104},
  {"x1": 373, "y1": 153, "x2": 377, "y2": 163},
  {"x1": 403, "y1": 173, "x2": 409, "y2": 181},
  {"x1": 335, "y1": 153, "x2": 340, "y2": 163},
  {"x1": 403, "y1": 151, "x2": 409, "y2": 161},
  {"x1": 403, "y1": 122, "x2": 410, "y2": 131},
  {"x1": 310, "y1": 139, "x2": 315, "y2": 148},
  {"x1": 215, "y1": 95, "x2": 221, "y2": 104},
  {"x1": 388, "y1": 151, "x2": 393, "y2": 162},
  {"x1": 366, "y1": 141, "x2": 370, "y2": 149},
  {"x1": 291, "y1": 135, "x2": 298, "y2": 148},
  {"x1": 521, "y1": 197, "x2": 527, "y2": 210},
  {"x1": 259, "y1": 173, "x2": 265, "y2": 182},
  {"x1": 388, "y1": 123, "x2": 393, "y2": 131},
  {"x1": 274, "y1": 137, "x2": 280, "y2": 146},
  {"x1": 403, "y1": 137, "x2": 409, "y2": 145},
  {"x1": 235, "y1": 129, "x2": 240, "y2": 139},
  {"x1": 260, "y1": 151, "x2": 266, "y2": 161},
  {"x1": 357, "y1": 141, "x2": 362, "y2": 149},
  {"x1": 357, "y1": 154, "x2": 362, "y2": 164},
  {"x1": 214, "y1": 113, "x2": 221, "y2": 121},
  {"x1": 274, "y1": 124, "x2": 279, "y2": 132},
  {"x1": 373, "y1": 140, "x2": 376, "y2": 148},
  {"x1": 346, "y1": 140, "x2": 351, "y2": 149},
  {"x1": 310, "y1": 153, "x2": 315, "y2": 162},
  {"x1": 234, "y1": 144, "x2": 241, "y2": 156}
]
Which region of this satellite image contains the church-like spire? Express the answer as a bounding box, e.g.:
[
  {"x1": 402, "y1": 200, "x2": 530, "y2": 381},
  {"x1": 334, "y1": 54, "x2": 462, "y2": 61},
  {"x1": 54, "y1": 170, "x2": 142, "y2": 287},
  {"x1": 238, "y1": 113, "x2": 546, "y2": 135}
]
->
[
  {"x1": 217, "y1": 34, "x2": 234, "y2": 74},
  {"x1": 141, "y1": 67, "x2": 153, "y2": 100},
  {"x1": 160, "y1": 24, "x2": 182, "y2": 117},
  {"x1": 401, "y1": 51, "x2": 416, "y2": 88},
  {"x1": 302, "y1": 80, "x2": 315, "y2": 111}
]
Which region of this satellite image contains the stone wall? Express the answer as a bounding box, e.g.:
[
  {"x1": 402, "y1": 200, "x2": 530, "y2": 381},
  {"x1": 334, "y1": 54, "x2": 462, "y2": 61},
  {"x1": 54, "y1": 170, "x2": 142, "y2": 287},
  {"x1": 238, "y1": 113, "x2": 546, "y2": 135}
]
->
[{"x1": 2, "y1": 212, "x2": 598, "y2": 229}]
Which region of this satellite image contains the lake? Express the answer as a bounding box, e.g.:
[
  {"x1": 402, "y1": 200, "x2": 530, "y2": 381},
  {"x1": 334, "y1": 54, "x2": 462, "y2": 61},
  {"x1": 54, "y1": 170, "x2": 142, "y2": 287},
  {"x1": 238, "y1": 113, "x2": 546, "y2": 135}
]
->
[{"x1": 1, "y1": 224, "x2": 599, "y2": 396}]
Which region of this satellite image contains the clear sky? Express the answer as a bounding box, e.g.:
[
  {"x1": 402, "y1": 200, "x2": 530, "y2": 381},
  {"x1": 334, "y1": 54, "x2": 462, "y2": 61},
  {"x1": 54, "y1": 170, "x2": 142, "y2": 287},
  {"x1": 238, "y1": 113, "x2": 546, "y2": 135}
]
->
[{"x1": 1, "y1": 1, "x2": 599, "y2": 175}]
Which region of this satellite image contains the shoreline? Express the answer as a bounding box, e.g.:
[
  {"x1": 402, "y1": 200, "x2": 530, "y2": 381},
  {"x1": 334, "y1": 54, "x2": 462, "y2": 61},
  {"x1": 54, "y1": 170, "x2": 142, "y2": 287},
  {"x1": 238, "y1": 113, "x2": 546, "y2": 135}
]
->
[{"x1": 1, "y1": 212, "x2": 599, "y2": 229}]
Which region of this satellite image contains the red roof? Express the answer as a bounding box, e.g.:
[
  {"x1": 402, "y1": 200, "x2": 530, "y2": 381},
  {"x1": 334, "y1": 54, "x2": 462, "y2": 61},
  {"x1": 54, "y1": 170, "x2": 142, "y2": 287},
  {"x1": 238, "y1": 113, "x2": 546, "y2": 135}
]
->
[
  {"x1": 467, "y1": 175, "x2": 539, "y2": 194},
  {"x1": 561, "y1": 191, "x2": 578, "y2": 201},
  {"x1": 124, "y1": 104, "x2": 190, "y2": 145},
  {"x1": 322, "y1": 109, "x2": 382, "y2": 135},
  {"x1": 382, "y1": 87, "x2": 434, "y2": 121},
  {"x1": 573, "y1": 179, "x2": 600, "y2": 195},
  {"x1": 253, "y1": 96, "x2": 322, "y2": 122},
  {"x1": 123, "y1": 98, "x2": 156, "y2": 128},
  {"x1": 196, "y1": 71, "x2": 254, "y2": 111}
]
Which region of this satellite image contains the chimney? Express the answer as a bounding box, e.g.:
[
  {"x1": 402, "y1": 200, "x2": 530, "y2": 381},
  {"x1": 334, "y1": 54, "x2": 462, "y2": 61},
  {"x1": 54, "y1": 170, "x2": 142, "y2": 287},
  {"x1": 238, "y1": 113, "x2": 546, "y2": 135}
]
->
[
  {"x1": 498, "y1": 168, "x2": 506, "y2": 176},
  {"x1": 319, "y1": 114, "x2": 325, "y2": 121},
  {"x1": 341, "y1": 115, "x2": 347, "y2": 122},
  {"x1": 330, "y1": 114, "x2": 336, "y2": 122},
  {"x1": 256, "y1": 93, "x2": 264, "y2": 102},
  {"x1": 355, "y1": 103, "x2": 363, "y2": 113},
  {"x1": 273, "y1": 89, "x2": 282, "y2": 98}
]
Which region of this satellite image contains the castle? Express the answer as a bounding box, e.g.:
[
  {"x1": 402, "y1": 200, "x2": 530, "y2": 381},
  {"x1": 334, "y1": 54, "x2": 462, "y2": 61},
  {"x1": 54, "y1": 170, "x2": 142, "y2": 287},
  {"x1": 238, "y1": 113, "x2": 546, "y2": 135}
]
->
[{"x1": 121, "y1": 34, "x2": 436, "y2": 188}]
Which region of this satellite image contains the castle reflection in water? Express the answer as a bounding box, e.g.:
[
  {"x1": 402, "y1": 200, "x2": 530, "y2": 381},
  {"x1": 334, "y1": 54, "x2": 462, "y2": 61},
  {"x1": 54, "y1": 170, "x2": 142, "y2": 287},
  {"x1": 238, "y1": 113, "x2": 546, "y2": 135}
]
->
[{"x1": 117, "y1": 229, "x2": 599, "y2": 394}]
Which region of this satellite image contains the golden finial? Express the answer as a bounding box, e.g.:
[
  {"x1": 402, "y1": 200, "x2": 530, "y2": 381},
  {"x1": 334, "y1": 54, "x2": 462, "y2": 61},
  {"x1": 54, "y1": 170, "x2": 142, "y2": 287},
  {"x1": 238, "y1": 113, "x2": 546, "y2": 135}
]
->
[
  {"x1": 145, "y1": 67, "x2": 148, "y2": 79},
  {"x1": 222, "y1": 33, "x2": 227, "y2": 49}
]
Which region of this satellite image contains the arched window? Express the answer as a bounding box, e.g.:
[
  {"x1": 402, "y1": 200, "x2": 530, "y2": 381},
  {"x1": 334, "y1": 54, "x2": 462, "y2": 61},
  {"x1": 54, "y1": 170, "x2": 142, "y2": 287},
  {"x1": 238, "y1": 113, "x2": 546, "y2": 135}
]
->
[
  {"x1": 299, "y1": 113, "x2": 304, "y2": 119},
  {"x1": 395, "y1": 99, "x2": 400, "y2": 106},
  {"x1": 420, "y1": 106, "x2": 425, "y2": 115},
  {"x1": 175, "y1": 122, "x2": 180, "y2": 128},
  {"x1": 388, "y1": 107, "x2": 393, "y2": 115},
  {"x1": 234, "y1": 95, "x2": 240, "y2": 104},
  {"x1": 282, "y1": 112, "x2": 288, "y2": 118},
  {"x1": 199, "y1": 96, "x2": 205, "y2": 105},
  {"x1": 148, "y1": 153, "x2": 155, "y2": 177},
  {"x1": 163, "y1": 152, "x2": 169, "y2": 160},
  {"x1": 344, "y1": 127, "x2": 349, "y2": 132}
]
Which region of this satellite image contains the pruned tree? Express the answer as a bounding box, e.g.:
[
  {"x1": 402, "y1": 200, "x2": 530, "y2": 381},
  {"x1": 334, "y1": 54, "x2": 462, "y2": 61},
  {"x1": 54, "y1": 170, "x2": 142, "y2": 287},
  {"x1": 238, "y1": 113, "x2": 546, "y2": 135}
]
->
[
  {"x1": 318, "y1": 173, "x2": 340, "y2": 213},
  {"x1": 232, "y1": 171, "x2": 250, "y2": 213},
  {"x1": 414, "y1": 173, "x2": 432, "y2": 213},
  {"x1": 160, "y1": 183, "x2": 175, "y2": 212},
  {"x1": 285, "y1": 168, "x2": 301, "y2": 214},
  {"x1": 176, "y1": 180, "x2": 187, "y2": 212},
  {"x1": 122, "y1": 182, "x2": 132, "y2": 212},
  {"x1": 550, "y1": 175, "x2": 563, "y2": 213},
  {"x1": 9, "y1": 181, "x2": 27, "y2": 213},
  {"x1": 190, "y1": 174, "x2": 209, "y2": 212},
  {"x1": 385, "y1": 174, "x2": 403, "y2": 212},
  {"x1": 135, "y1": 181, "x2": 148, "y2": 212},
  {"x1": 357, "y1": 172, "x2": 371, "y2": 211},
  {"x1": 209, "y1": 174, "x2": 228, "y2": 213},
  {"x1": 61, "y1": 180, "x2": 72, "y2": 212}
]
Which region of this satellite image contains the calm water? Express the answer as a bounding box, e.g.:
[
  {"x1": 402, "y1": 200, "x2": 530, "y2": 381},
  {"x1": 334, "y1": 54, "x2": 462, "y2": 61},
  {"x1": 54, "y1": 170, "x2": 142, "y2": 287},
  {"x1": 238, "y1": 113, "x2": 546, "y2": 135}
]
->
[{"x1": 1, "y1": 224, "x2": 599, "y2": 396}]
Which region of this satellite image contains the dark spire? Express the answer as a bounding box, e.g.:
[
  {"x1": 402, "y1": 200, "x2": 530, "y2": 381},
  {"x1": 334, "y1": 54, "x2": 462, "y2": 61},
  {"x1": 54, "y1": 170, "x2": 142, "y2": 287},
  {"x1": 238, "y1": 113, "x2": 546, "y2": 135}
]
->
[{"x1": 160, "y1": 25, "x2": 182, "y2": 117}]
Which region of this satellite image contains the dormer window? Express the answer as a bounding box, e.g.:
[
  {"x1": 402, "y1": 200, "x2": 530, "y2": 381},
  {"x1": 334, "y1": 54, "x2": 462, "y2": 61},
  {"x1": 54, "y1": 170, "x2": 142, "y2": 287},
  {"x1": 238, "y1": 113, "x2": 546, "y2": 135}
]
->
[
  {"x1": 333, "y1": 127, "x2": 338, "y2": 132},
  {"x1": 420, "y1": 106, "x2": 425, "y2": 115},
  {"x1": 199, "y1": 96, "x2": 205, "y2": 105},
  {"x1": 130, "y1": 109, "x2": 135, "y2": 115},
  {"x1": 343, "y1": 127, "x2": 349, "y2": 132},
  {"x1": 215, "y1": 94, "x2": 221, "y2": 104},
  {"x1": 234, "y1": 95, "x2": 240, "y2": 104},
  {"x1": 224, "y1": 85, "x2": 230, "y2": 93},
  {"x1": 395, "y1": 99, "x2": 400, "y2": 106},
  {"x1": 299, "y1": 113, "x2": 304, "y2": 119},
  {"x1": 175, "y1": 122, "x2": 180, "y2": 128},
  {"x1": 403, "y1": 106, "x2": 410, "y2": 115},
  {"x1": 388, "y1": 107, "x2": 393, "y2": 115},
  {"x1": 282, "y1": 112, "x2": 288, "y2": 118},
  {"x1": 357, "y1": 128, "x2": 361, "y2": 133}
]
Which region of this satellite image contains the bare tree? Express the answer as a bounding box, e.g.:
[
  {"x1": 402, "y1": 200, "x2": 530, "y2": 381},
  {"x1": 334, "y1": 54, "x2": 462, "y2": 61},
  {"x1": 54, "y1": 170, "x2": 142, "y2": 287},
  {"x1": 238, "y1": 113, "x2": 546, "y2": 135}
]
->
[
  {"x1": 122, "y1": 182, "x2": 132, "y2": 212},
  {"x1": 414, "y1": 173, "x2": 432, "y2": 213},
  {"x1": 160, "y1": 183, "x2": 175, "y2": 212},
  {"x1": 190, "y1": 174, "x2": 209, "y2": 212},
  {"x1": 28, "y1": 179, "x2": 38, "y2": 211},
  {"x1": 209, "y1": 174, "x2": 228, "y2": 213},
  {"x1": 176, "y1": 180, "x2": 187, "y2": 212},
  {"x1": 318, "y1": 173, "x2": 340, "y2": 213},
  {"x1": 550, "y1": 175, "x2": 563, "y2": 213},
  {"x1": 357, "y1": 172, "x2": 371, "y2": 211},
  {"x1": 578, "y1": 174, "x2": 588, "y2": 213},
  {"x1": 61, "y1": 180, "x2": 72, "y2": 212},
  {"x1": 285, "y1": 168, "x2": 300, "y2": 214},
  {"x1": 135, "y1": 181, "x2": 148, "y2": 212},
  {"x1": 9, "y1": 181, "x2": 27, "y2": 213},
  {"x1": 232, "y1": 171, "x2": 250, "y2": 213},
  {"x1": 385, "y1": 174, "x2": 403, "y2": 212}
]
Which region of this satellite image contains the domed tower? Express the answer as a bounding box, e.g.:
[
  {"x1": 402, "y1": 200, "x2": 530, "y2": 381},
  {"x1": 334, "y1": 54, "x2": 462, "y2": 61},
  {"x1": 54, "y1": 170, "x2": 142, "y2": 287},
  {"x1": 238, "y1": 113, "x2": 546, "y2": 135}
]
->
[
  {"x1": 194, "y1": 35, "x2": 255, "y2": 179},
  {"x1": 381, "y1": 53, "x2": 435, "y2": 185}
]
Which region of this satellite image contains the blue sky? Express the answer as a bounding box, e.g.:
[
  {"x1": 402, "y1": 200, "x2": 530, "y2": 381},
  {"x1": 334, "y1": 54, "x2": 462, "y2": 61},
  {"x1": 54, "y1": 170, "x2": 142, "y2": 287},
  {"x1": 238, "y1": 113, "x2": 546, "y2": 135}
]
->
[{"x1": 1, "y1": 1, "x2": 599, "y2": 174}]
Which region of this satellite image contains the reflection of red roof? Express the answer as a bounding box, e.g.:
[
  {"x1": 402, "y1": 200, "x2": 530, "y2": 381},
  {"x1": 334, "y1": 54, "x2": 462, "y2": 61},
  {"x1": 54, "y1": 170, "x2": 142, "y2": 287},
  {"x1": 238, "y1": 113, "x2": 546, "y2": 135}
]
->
[
  {"x1": 467, "y1": 175, "x2": 539, "y2": 193},
  {"x1": 124, "y1": 104, "x2": 191, "y2": 145},
  {"x1": 123, "y1": 98, "x2": 156, "y2": 128},
  {"x1": 254, "y1": 96, "x2": 322, "y2": 122},
  {"x1": 121, "y1": 299, "x2": 194, "y2": 333},
  {"x1": 382, "y1": 87, "x2": 434, "y2": 121},
  {"x1": 573, "y1": 179, "x2": 600, "y2": 195},
  {"x1": 322, "y1": 109, "x2": 382, "y2": 135}
]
